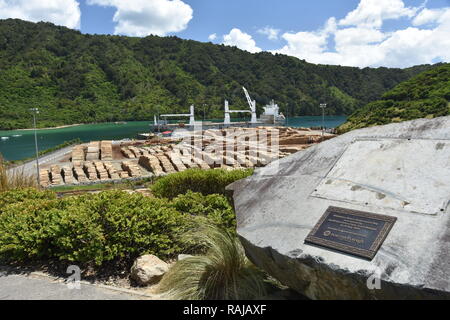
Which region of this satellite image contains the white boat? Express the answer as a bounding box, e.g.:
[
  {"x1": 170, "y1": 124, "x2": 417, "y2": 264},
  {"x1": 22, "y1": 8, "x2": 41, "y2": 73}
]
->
[
  {"x1": 12, "y1": 134, "x2": 22, "y2": 137},
  {"x1": 1, "y1": 136, "x2": 10, "y2": 140},
  {"x1": 259, "y1": 100, "x2": 286, "y2": 125}
]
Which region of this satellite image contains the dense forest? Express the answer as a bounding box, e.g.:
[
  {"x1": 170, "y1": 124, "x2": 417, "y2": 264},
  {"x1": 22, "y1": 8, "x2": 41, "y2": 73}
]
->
[
  {"x1": 0, "y1": 19, "x2": 439, "y2": 130},
  {"x1": 339, "y1": 63, "x2": 450, "y2": 132}
]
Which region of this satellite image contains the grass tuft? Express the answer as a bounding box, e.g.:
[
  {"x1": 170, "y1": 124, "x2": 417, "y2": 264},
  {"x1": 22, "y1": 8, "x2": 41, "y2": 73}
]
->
[
  {"x1": 157, "y1": 224, "x2": 268, "y2": 300},
  {"x1": 0, "y1": 153, "x2": 37, "y2": 192}
]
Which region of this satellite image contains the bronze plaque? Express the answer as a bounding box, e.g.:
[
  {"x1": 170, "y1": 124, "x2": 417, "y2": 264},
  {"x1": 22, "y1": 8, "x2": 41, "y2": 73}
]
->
[{"x1": 305, "y1": 206, "x2": 397, "y2": 260}]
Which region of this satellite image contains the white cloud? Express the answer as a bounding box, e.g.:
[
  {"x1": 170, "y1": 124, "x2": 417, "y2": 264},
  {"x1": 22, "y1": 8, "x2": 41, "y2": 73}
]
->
[
  {"x1": 87, "y1": 0, "x2": 193, "y2": 37},
  {"x1": 208, "y1": 33, "x2": 217, "y2": 41},
  {"x1": 257, "y1": 26, "x2": 280, "y2": 40},
  {"x1": 273, "y1": 1, "x2": 450, "y2": 68},
  {"x1": 274, "y1": 18, "x2": 338, "y2": 64},
  {"x1": 0, "y1": 0, "x2": 81, "y2": 29},
  {"x1": 339, "y1": 0, "x2": 418, "y2": 28},
  {"x1": 412, "y1": 7, "x2": 449, "y2": 26},
  {"x1": 223, "y1": 28, "x2": 262, "y2": 53}
]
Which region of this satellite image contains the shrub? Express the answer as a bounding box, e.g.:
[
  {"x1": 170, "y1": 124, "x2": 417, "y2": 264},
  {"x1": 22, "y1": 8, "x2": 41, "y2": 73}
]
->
[
  {"x1": 0, "y1": 190, "x2": 188, "y2": 265},
  {"x1": 0, "y1": 198, "x2": 62, "y2": 261},
  {"x1": 0, "y1": 188, "x2": 56, "y2": 212},
  {"x1": 157, "y1": 224, "x2": 269, "y2": 300},
  {"x1": 151, "y1": 169, "x2": 253, "y2": 199},
  {"x1": 170, "y1": 191, "x2": 236, "y2": 232}
]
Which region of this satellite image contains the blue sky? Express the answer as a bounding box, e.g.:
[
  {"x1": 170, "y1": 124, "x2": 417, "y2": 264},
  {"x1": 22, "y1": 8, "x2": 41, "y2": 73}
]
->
[{"x1": 1, "y1": 0, "x2": 450, "y2": 67}]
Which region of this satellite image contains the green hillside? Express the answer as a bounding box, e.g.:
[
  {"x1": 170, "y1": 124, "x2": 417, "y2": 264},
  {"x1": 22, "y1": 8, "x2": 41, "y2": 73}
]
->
[
  {"x1": 339, "y1": 63, "x2": 450, "y2": 132},
  {"x1": 0, "y1": 19, "x2": 437, "y2": 130}
]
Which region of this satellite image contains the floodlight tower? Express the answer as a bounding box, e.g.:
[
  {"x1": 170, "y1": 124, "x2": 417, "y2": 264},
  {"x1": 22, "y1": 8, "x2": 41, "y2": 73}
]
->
[
  {"x1": 30, "y1": 108, "x2": 41, "y2": 187},
  {"x1": 319, "y1": 103, "x2": 327, "y2": 137}
]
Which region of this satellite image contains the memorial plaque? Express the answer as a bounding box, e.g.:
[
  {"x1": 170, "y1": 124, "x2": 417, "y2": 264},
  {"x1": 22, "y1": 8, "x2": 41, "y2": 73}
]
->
[{"x1": 305, "y1": 206, "x2": 397, "y2": 260}]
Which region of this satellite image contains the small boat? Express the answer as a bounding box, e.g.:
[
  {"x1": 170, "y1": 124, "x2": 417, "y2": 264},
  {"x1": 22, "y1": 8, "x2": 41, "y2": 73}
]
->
[
  {"x1": 1, "y1": 136, "x2": 9, "y2": 140},
  {"x1": 12, "y1": 134, "x2": 22, "y2": 138}
]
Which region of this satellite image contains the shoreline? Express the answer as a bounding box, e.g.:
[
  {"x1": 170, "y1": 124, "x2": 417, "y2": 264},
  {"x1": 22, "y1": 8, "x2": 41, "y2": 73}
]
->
[{"x1": 15, "y1": 123, "x2": 84, "y2": 132}]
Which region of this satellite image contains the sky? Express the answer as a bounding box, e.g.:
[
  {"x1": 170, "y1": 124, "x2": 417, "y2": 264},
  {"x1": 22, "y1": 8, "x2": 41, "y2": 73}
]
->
[{"x1": 0, "y1": 0, "x2": 449, "y2": 68}]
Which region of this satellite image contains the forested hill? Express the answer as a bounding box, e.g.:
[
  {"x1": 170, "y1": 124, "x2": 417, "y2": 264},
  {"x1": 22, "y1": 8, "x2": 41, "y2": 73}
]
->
[
  {"x1": 339, "y1": 63, "x2": 450, "y2": 132},
  {"x1": 0, "y1": 19, "x2": 438, "y2": 130}
]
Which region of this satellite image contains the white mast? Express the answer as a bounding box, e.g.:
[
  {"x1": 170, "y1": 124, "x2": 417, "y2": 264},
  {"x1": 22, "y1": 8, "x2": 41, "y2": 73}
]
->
[{"x1": 224, "y1": 100, "x2": 231, "y2": 125}]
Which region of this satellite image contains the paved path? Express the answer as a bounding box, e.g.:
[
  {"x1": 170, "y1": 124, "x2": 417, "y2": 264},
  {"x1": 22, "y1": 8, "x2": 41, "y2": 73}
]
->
[
  {"x1": 0, "y1": 271, "x2": 150, "y2": 300},
  {"x1": 8, "y1": 146, "x2": 75, "y2": 177}
]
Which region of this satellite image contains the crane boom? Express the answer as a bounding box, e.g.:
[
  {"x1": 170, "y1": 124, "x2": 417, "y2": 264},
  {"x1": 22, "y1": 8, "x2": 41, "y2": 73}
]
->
[{"x1": 242, "y1": 87, "x2": 254, "y2": 111}]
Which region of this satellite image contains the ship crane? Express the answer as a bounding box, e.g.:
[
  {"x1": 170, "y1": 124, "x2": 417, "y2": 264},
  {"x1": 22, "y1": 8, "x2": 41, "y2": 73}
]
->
[
  {"x1": 242, "y1": 87, "x2": 258, "y2": 124},
  {"x1": 160, "y1": 105, "x2": 195, "y2": 126},
  {"x1": 224, "y1": 99, "x2": 258, "y2": 125}
]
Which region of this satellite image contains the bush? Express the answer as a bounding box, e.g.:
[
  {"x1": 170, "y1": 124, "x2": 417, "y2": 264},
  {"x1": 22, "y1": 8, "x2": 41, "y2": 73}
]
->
[
  {"x1": 170, "y1": 191, "x2": 236, "y2": 232},
  {"x1": 0, "y1": 190, "x2": 188, "y2": 265},
  {"x1": 157, "y1": 224, "x2": 269, "y2": 300},
  {"x1": 151, "y1": 169, "x2": 253, "y2": 199},
  {"x1": 0, "y1": 188, "x2": 56, "y2": 212}
]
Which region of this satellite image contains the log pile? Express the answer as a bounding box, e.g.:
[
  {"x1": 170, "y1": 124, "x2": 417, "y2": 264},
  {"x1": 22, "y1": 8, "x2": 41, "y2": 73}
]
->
[
  {"x1": 39, "y1": 169, "x2": 51, "y2": 188},
  {"x1": 104, "y1": 162, "x2": 120, "y2": 180},
  {"x1": 94, "y1": 161, "x2": 109, "y2": 181},
  {"x1": 86, "y1": 142, "x2": 100, "y2": 161},
  {"x1": 50, "y1": 165, "x2": 63, "y2": 186},
  {"x1": 62, "y1": 166, "x2": 76, "y2": 185},
  {"x1": 122, "y1": 161, "x2": 142, "y2": 177},
  {"x1": 138, "y1": 155, "x2": 165, "y2": 176},
  {"x1": 73, "y1": 162, "x2": 88, "y2": 183},
  {"x1": 100, "y1": 141, "x2": 113, "y2": 161},
  {"x1": 83, "y1": 162, "x2": 98, "y2": 181},
  {"x1": 39, "y1": 129, "x2": 336, "y2": 187},
  {"x1": 72, "y1": 145, "x2": 85, "y2": 161}
]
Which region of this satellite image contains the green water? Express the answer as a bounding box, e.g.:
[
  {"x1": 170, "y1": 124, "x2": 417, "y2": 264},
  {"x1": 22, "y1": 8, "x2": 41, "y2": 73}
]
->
[{"x1": 0, "y1": 116, "x2": 347, "y2": 161}]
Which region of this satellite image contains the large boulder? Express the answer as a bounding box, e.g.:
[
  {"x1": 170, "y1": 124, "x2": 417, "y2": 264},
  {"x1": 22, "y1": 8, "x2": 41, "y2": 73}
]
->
[
  {"x1": 130, "y1": 255, "x2": 169, "y2": 286},
  {"x1": 228, "y1": 116, "x2": 450, "y2": 300}
]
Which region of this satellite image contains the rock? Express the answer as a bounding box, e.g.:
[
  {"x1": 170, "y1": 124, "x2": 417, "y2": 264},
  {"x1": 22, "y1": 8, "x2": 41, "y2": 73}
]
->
[
  {"x1": 178, "y1": 254, "x2": 194, "y2": 261},
  {"x1": 130, "y1": 255, "x2": 169, "y2": 285},
  {"x1": 228, "y1": 116, "x2": 450, "y2": 300}
]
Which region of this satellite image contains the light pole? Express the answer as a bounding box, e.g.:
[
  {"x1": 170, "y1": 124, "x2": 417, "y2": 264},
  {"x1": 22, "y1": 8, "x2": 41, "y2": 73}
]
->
[
  {"x1": 30, "y1": 108, "x2": 40, "y2": 187},
  {"x1": 319, "y1": 103, "x2": 327, "y2": 137}
]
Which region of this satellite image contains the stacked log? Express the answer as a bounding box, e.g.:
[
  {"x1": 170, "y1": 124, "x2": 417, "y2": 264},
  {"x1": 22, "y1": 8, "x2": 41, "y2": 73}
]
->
[
  {"x1": 139, "y1": 155, "x2": 164, "y2": 175},
  {"x1": 156, "y1": 155, "x2": 176, "y2": 174},
  {"x1": 50, "y1": 165, "x2": 63, "y2": 185},
  {"x1": 119, "y1": 171, "x2": 130, "y2": 179},
  {"x1": 83, "y1": 162, "x2": 98, "y2": 181},
  {"x1": 129, "y1": 146, "x2": 142, "y2": 158},
  {"x1": 73, "y1": 162, "x2": 88, "y2": 183},
  {"x1": 72, "y1": 145, "x2": 85, "y2": 161},
  {"x1": 94, "y1": 162, "x2": 109, "y2": 181},
  {"x1": 122, "y1": 161, "x2": 142, "y2": 177},
  {"x1": 192, "y1": 156, "x2": 212, "y2": 170},
  {"x1": 39, "y1": 169, "x2": 51, "y2": 188},
  {"x1": 104, "y1": 162, "x2": 120, "y2": 180},
  {"x1": 100, "y1": 141, "x2": 113, "y2": 161},
  {"x1": 166, "y1": 151, "x2": 187, "y2": 172},
  {"x1": 61, "y1": 166, "x2": 76, "y2": 185},
  {"x1": 86, "y1": 142, "x2": 100, "y2": 161},
  {"x1": 121, "y1": 147, "x2": 135, "y2": 159}
]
